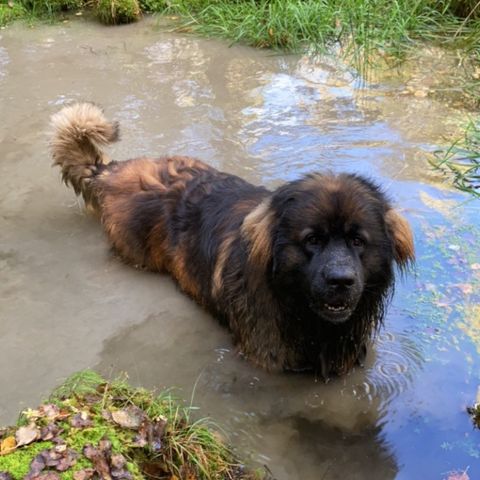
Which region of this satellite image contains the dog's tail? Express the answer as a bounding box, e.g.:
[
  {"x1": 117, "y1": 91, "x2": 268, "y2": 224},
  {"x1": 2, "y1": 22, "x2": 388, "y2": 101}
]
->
[{"x1": 49, "y1": 102, "x2": 119, "y2": 209}]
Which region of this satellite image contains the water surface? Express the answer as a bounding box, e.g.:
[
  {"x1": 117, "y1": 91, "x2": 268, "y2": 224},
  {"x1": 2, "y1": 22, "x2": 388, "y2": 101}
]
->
[{"x1": 0, "y1": 18, "x2": 479, "y2": 480}]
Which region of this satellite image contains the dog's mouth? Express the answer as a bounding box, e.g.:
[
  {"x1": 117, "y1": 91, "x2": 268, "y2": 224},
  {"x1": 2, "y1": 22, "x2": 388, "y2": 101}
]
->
[
  {"x1": 324, "y1": 302, "x2": 349, "y2": 313},
  {"x1": 321, "y1": 301, "x2": 352, "y2": 323},
  {"x1": 309, "y1": 299, "x2": 356, "y2": 323}
]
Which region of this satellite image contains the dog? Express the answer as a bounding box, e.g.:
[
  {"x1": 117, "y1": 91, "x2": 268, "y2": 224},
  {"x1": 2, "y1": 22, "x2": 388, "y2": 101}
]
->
[{"x1": 49, "y1": 103, "x2": 414, "y2": 378}]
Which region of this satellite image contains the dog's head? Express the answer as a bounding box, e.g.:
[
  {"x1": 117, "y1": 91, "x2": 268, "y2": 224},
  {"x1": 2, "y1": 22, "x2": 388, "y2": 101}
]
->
[{"x1": 244, "y1": 173, "x2": 414, "y2": 326}]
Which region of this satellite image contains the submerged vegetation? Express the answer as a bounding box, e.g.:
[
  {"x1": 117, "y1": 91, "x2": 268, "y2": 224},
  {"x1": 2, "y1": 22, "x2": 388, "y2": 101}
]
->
[
  {"x1": 432, "y1": 119, "x2": 480, "y2": 197},
  {"x1": 0, "y1": 371, "x2": 267, "y2": 480}
]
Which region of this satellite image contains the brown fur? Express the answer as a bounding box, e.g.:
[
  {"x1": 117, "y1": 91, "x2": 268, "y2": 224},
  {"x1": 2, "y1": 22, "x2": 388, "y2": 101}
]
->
[{"x1": 49, "y1": 103, "x2": 415, "y2": 377}]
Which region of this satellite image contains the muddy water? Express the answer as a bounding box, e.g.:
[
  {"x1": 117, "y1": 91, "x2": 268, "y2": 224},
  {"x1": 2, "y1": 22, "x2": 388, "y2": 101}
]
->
[{"x1": 1, "y1": 18, "x2": 479, "y2": 479}]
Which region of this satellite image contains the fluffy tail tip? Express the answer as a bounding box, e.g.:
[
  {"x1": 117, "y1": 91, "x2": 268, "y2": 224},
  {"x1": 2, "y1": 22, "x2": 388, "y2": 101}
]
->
[{"x1": 50, "y1": 102, "x2": 120, "y2": 150}]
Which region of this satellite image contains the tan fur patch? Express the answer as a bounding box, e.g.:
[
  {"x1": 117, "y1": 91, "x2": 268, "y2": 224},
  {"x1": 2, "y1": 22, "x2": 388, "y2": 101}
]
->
[
  {"x1": 385, "y1": 209, "x2": 415, "y2": 267},
  {"x1": 212, "y1": 234, "x2": 236, "y2": 298},
  {"x1": 241, "y1": 199, "x2": 275, "y2": 271},
  {"x1": 169, "y1": 249, "x2": 201, "y2": 301}
]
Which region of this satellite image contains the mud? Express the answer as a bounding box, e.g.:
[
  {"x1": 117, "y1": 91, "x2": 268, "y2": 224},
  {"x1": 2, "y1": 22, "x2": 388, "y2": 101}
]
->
[{"x1": 1, "y1": 18, "x2": 479, "y2": 479}]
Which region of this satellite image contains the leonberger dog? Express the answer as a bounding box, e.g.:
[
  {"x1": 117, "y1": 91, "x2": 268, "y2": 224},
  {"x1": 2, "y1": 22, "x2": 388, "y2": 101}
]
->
[{"x1": 50, "y1": 103, "x2": 414, "y2": 378}]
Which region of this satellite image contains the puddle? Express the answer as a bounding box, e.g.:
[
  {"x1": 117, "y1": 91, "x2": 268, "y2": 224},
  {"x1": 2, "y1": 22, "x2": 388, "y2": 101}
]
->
[{"x1": 0, "y1": 18, "x2": 479, "y2": 480}]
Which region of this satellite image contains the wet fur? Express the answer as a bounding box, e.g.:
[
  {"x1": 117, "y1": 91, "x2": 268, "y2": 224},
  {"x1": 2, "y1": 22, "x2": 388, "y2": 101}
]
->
[{"x1": 50, "y1": 103, "x2": 414, "y2": 377}]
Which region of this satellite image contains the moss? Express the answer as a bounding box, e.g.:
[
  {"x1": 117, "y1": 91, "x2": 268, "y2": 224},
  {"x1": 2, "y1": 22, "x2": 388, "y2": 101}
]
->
[
  {"x1": 51, "y1": 369, "x2": 105, "y2": 400},
  {"x1": 0, "y1": 371, "x2": 266, "y2": 480},
  {"x1": 0, "y1": 442, "x2": 53, "y2": 479},
  {"x1": 95, "y1": 0, "x2": 140, "y2": 25}
]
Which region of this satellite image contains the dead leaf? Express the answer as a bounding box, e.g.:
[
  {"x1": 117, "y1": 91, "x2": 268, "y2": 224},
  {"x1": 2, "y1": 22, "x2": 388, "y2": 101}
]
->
[
  {"x1": 7, "y1": 1, "x2": 14, "y2": 8},
  {"x1": 40, "y1": 424, "x2": 62, "y2": 441},
  {"x1": 111, "y1": 406, "x2": 145, "y2": 429},
  {"x1": 110, "y1": 454, "x2": 126, "y2": 470},
  {"x1": 73, "y1": 469, "x2": 95, "y2": 480},
  {"x1": 39, "y1": 404, "x2": 60, "y2": 420},
  {"x1": 83, "y1": 444, "x2": 112, "y2": 480},
  {"x1": 133, "y1": 417, "x2": 166, "y2": 452},
  {"x1": 110, "y1": 453, "x2": 132, "y2": 480},
  {"x1": 27, "y1": 473, "x2": 61, "y2": 480},
  {"x1": 0, "y1": 473, "x2": 14, "y2": 480},
  {"x1": 29, "y1": 453, "x2": 46, "y2": 475},
  {"x1": 70, "y1": 412, "x2": 93, "y2": 429},
  {"x1": 16, "y1": 424, "x2": 40, "y2": 447},
  {"x1": 0, "y1": 436, "x2": 16, "y2": 455}
]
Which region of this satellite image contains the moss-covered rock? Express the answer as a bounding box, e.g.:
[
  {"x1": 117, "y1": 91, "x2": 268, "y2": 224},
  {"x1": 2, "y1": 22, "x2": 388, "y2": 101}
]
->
[
  {"x1": 0, "y1": 370, "x2": 269, "y2": 480},
  {"x1": 95, "y1": 0, "x2": 140, "y2": 25}
]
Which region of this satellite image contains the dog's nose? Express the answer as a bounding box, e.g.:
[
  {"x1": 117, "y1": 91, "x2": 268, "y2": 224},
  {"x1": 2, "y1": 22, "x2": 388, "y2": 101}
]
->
[{"x1": 325, "y1": 267, "x2": 356, "y2": 288}]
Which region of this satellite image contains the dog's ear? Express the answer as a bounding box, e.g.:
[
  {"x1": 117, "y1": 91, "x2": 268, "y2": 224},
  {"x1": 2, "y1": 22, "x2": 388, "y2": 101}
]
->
[{"x1": 385, "y1": 209, "x2": 415, "y2": 268}]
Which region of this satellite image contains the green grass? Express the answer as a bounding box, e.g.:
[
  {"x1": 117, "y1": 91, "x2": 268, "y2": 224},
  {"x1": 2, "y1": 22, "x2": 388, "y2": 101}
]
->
[
  {"x1": 432, "y1": 118, "x2": 480, "y2": 197},
  {"x1": 0, "y1": 370, "x2": 265, "y2": 480},
  {"x1": 153, "y1": 0, "x2": 480, "y2": 58}
]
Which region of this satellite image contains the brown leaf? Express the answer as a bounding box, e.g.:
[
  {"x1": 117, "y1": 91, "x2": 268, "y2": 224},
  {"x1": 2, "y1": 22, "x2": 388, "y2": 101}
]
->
[
  {"x1": 101, "y1": 410, "x2": 113, "y2": 422},
  {"x1": 110, "y1": 454, "x2": 126, "y2": 470},
  {"x1": 0, "y1": 473, "x2": 14, "y2": 480},
  {"x1": 16, "y1": 424, "x2": 40, "y2": 447},
  {"x1": 42, "y1": 449, "x2": 63, "y2": 467},
  {"x1": 29, "y1": 453, "x2": 46, "y2": 475},
  {"x1": 83, "y1": 444, "x2": 112, "y2": 480},
  {"x1": 0, "y1": 436, "x2": 16, "y2": 455},
  {"x1": 28, "y1": 473, "x2": 61, "y2": 480},
  {"x1": 110, "y1": 453, "x2": 132, "y2": 480},
  {"x1": 111, "y1": 406, "x2": 145, "y2": 429},
  {"x1": 73, "y1": 469, "x2": 95, "y2": 480},
  {"x1": 70, "y1": 412, "x2": 93, "y2": 429},
  {"x1": 38, "y1": 404, "x2": 60, "y2": 420},
  {"x1": 55, "y1": 450, "x2": 78, "y2": 472},
  {"x1": 133, "y1": 418, "x2": 166, "y2": 452},
  {"x1": 40, "y1": 424, "x2": 62, "y2": 441}
]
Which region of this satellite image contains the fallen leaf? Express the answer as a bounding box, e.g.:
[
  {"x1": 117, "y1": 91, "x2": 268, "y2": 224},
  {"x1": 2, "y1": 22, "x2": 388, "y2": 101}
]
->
[
  {"x1": 16, "y1": 424, "x2": 40, "y2": 447},
  {"x1": 0, "y1": 473, "x2": 14, "y2": 480},
  {"x1": 70, "y1": 412, "x2": 93, "y2": 429},
  {"x1": 111, "y1": 406, "x2": 145, "y2": 429},
  {"x1": 55, "y1": 449, "x2": 78, "y2": 472},
  {"x1": 7, "y1": 1, "x2": 14, "y2": 8},
  {"x1": 29, "y1": 453, "x2": 46, "y2": 475},
  {"x1": 27, "y1": 473, "x2": 61, "y2": 480},
  {"x1": 40, "y1": 424, "x2": 62, "y2": 441},
  {"x1": 133, "y1": 417, "x2": 166, "y2": 452},
  {"x1": 0, "y1": 436, "x2": 16, "y2": 455},
  {"x1": 110, "y1": 454, "x2": 126, "y2": 470},
  {"x1": 110, "y1": 453, "x2": 132, "y2": 480},
  {"x1": 39, "y1": 404, "x2": 60, "y2": 420},
  {"x1": 73, "y1": 469, "x2": 95, "y2": 480},
  {"x1": 83, "y1": 444, "x2": 112, "y2": 480}
]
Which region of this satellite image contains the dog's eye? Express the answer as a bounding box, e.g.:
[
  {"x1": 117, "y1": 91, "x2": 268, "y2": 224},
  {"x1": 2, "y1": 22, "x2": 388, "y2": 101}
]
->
[
  {"x1": 305, "y1": 234, "x2": 322, "y2": 246},
  {"x1": 351, "y1": 236, "x2": 365, "y2": 248}
]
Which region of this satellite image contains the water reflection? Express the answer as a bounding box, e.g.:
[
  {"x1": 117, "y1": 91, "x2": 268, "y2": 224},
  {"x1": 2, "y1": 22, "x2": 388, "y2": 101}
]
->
[{"x1": 0, "y1": 18, "x2": 479, "y2": 479}]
